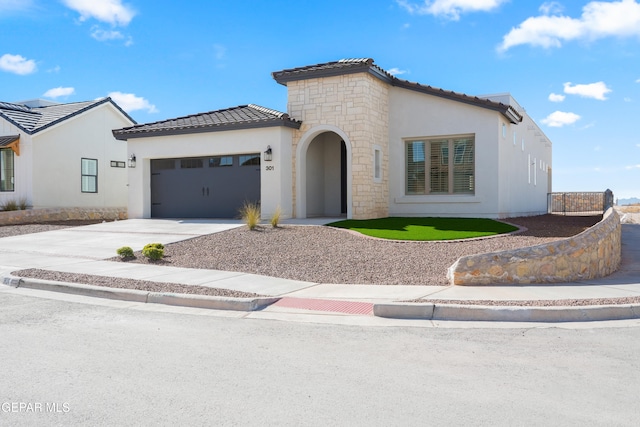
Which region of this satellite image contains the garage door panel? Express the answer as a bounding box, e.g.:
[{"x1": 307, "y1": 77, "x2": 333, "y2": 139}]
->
[{"x1": 151, "y1": 155, "x2": 260, "y2": 218}]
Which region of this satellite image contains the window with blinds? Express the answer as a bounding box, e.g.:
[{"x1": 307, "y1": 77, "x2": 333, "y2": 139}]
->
[
  {"x1": 406, "y1": 136, "x2": 474, "y2": 195},
  {"x1": 406, "y1": 141, "x2": 425, "y2": 194}
]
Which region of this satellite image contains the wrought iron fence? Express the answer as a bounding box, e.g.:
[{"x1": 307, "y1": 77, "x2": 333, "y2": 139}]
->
[{"x1": 547, "y1": 190, "x2": 613, "y2": 215}]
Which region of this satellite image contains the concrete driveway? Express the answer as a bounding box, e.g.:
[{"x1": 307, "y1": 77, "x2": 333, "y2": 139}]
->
[{"x1": 0, "y1": 219, "x2": 244, "y2": 260}]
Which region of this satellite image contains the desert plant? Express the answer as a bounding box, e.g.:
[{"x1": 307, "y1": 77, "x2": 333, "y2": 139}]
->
[
  {"x1": 18, "y1": 197, "x2": 28, "y2": 210},
  {"x1": 0, "y1": 199, "x2": 19, "y2": 211},
  {"x1": 270, "y1": 206, "x2": 281, "y2": 228},
  {"x1": 239, "y1": 201, "x2": 260, "y2": 230},
  {"x1": 143, "y1": 242, "x2": 165, "y2": 251},
  {"x1": 116, "y1": 246, "x2": 134, "y2": 259},
  {"x1": 142, "y1": 243, "x2": 164, "y2": 261}
]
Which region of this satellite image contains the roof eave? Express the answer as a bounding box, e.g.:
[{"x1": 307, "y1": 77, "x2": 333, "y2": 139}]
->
[
  {"x1": 271, "y1": 63, "x2": 382, "y2": 86},
  {"x1": 113, "y1": 119, "x2": 302, "y2": 141}
]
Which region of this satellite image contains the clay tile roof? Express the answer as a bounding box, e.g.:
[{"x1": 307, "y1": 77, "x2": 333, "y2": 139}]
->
[
  {"x1": 112, "y1": 104, "x2": 302, "y2": 140},
  {"x1": 272, "y1": 58, "x2": 522, "y2": 124}
]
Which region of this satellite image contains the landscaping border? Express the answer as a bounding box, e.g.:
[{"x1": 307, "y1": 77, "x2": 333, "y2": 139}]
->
[
  {"x1": 447, "y1": 208, "x2": 621, "y2": 285},
  {"x1": 0, "y1": 207, "x2": 127, "y2": 225}
]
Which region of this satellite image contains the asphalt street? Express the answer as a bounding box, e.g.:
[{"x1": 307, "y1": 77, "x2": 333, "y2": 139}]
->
[{"x1": 1, "y1": 292, "x2": 640, "y2": 426}]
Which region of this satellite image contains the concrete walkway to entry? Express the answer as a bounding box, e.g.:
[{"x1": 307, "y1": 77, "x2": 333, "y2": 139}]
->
[{"x1": 1, "y1": 215, "x2": 640, "y2": 323}]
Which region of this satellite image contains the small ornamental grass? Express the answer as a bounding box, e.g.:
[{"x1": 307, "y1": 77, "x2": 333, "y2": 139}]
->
[
  {"x1": 270, "y1": 206, "x2": 281, "y2": 228},
  {"x1": 239, "y1": 201, "x2": 261, "y2": 230},
  {"x1": 0, "y1": 199, "x2": 19, "y2": 211},
  {"x1": 142, "y1": 243, "x2": 165, "y2": 261},
  {"x1": 0, "y1": 198, "x2": 29, "y2": 211}
]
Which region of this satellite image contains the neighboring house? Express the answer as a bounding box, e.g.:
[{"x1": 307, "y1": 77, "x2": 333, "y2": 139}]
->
[
  {"x1": 113, "y1": 58, "x2": 552, "y2": 220},
  {"x1": 0, "y1": 98, "x2": 135, "y2": 210}
]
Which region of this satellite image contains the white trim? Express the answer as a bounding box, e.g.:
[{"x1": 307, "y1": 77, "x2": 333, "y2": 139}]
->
[
  {"x1": 295, "y1": 124, "x2": 352, "y2": 219},
  {"x1": 373, "y1": 144, "x2": 382, "y2": 183}
]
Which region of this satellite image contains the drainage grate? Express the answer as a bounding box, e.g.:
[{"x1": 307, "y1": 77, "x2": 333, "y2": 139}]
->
[{"x1": 273, "y1": 297, "x2": 374, "y2": 315}]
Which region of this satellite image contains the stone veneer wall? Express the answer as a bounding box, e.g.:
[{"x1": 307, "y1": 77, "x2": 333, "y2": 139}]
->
[
  {"x1": 0, "y1": 207, "x2": 127, "y2": 225},
  {"x1": 288, "y1": 73, "x2": 389, "y2": 219},
  {"x1": 447, "y1": 208, "x2": 621, "y2": 285}
]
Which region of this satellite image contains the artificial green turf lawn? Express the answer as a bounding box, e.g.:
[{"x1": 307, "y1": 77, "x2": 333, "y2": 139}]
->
[{"x1": 327, "y1": 217, "x2": 518, "y2": 241}]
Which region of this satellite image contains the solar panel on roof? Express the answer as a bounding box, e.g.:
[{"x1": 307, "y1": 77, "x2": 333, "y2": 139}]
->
[{"x1": 0, "y1": 102, "x2": 32, "y2": 113}]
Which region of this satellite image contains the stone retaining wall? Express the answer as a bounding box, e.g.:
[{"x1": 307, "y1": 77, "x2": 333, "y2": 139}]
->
[
  {"x1": 0, "y1": 207, "x2": 127, "y2": 225},
  {"x1": 447, "y1": 208, "x2": 621, "y2": 285}
]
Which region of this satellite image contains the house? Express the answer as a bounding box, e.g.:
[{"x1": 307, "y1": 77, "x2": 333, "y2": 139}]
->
[
  {"x1": 113, "y1": 58, "x2": 552, "y2": 220},
  {"x1": 0, "y1": 98, "x2": 135, "y2": 210}
]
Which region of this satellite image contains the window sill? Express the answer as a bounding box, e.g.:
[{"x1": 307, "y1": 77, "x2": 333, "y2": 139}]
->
[{"x1": 395, "y1": 195, "x2": 481, "y2": 204}]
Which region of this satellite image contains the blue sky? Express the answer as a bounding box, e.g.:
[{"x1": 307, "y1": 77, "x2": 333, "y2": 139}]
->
[{"x1": 1, "y1": 0, "x2": 639, "y2": 199}]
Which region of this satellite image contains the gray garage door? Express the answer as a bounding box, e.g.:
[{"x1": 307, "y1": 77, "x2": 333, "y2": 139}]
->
[{"x1": 151, "y1": 154, "x2": 260, "y2": 218}]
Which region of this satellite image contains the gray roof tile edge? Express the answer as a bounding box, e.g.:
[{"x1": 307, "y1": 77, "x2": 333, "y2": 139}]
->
[
  {"x1": 112, "y1": 104, "x2": 302, "y2": 140},
  {"x1": 272, "y1": 58, "x2": 523, "y2": 124}
]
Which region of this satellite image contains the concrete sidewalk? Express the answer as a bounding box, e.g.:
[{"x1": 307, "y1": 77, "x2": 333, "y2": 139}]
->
[{"x1": 1, "y1": 217, "x2": 640, "y2": 323}]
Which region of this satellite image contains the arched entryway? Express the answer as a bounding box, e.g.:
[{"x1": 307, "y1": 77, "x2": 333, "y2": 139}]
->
[{"x1": 296, "y1": 125, "x2": 352, "y2": 219}]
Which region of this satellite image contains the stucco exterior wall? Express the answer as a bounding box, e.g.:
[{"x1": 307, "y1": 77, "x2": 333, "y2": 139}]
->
[
  {"x1": 387, "y1": 88, "x2": 550, "y2": 218},
  {"x1": 496, "y1": 98, "x2": 552, "y2": 217},
  {"x1": 287, "y1": 72, "x2": 389, "y2": 219},
  {"x1": 31, "y1": 103, "x2": 131, "y2": 209},
  {"x1": 126, "y1": 126, "x2": 294, "y2": 219},
  {"x1": 388, "y1": 87, "x2": 501, "y2": 218},
  {"x1": 0, "y1": 120, "x2": 33, "y2": 207}
]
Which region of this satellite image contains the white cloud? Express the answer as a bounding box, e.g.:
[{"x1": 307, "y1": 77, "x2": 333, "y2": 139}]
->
[
  {"x1": 498, "y1": 0, "x2": 640, "y2": 52},
  {"x1": 0, "y1": 53, "x2": 37, "y2": 75},
  {"x1": 43, "y1": 87, "x2": 75, "y2": 98},
  {"x1": 539, "y1": 2, "x2": 564, "y2": 15},
  {"x1": 47, "y1": 65, "x2": 61, "y2": 73},
  {"x1": 541, "y1": 111, "x2": 581, "y2": 127},
  {"x1": 636, "y1": 78, "x2": 640, "y2": 83},
  {"x1": 0, "y1": 0, "x2": 34, "y2": 12},
  {"x1": 108, "y1": 92, "x2": 157, "y2": 114},
  {"x1": 396, "y1": 0, "x2": 507, "y2": 20},
  {"x1": 548, "y1": 93, "x2": 565, "y2": 102},
  {"x1": 563, "y1": 81, "x2": 611, "y2": 100},
  {"x1": 388, "y1": 67, "x2": 408, "y2": 76},
  {"x1": 91, "y1": 27, "x2": 124, "y2": 41},
  {"x1": 62, "y1": 0, "x2": 136, "y2": 26}
]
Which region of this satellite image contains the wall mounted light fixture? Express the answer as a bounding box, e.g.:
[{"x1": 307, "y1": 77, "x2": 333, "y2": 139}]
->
[
  {"x1": 264, "y1": 146, "x2": 273, "y2": 162},
  {"x1": 128, "y1": 154, "x2": 136, "y2": 168}
]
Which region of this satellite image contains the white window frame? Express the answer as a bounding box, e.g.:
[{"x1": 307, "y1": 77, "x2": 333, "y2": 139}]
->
[
  {"x1": 81, "y1": 158, "x2": 98, "y2": 193},
  {"x1": 373, "y1": 145, "x2": 382, "y2": 183},
  {"x1": 405, "y1": 135, "x2": 475, "y2": 196}
]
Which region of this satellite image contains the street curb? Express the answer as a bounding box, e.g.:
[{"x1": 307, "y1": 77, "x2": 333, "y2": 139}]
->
[
  {"x1": 1, "y1": 276, "x2": 280, "y2": 312},
  {"x1": 374, "y1": 302, "x2": 640, "y2": 322}
]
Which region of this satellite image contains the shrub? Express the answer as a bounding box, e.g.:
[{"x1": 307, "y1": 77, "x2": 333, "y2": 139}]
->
[
  {"x1": 142, "y1": 243, "x2": 164, "y2": 261},
  {"x1": 0, "y1": 199, "x2": 18, "y2": 211},
  {"x1": 143, "y1": 242, "x2": 165, "y2": 251},
  {"x1": 270, "y1": 206, "x2": 281, "y2": 228},
  {"x1": 18, "y1": 198, "x2": 28, "y2": 210},
  {"x1": 239, "y1": 201, "x2": 260, "y2": 230},
  {"x1": 116, "y1": 246, "x2": 134, "y2": 259}
]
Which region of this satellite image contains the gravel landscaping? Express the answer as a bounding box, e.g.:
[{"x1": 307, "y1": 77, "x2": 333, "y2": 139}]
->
[
  {"x1": 6, "y1": 214, "x2": 619, "y2": 304},
  {"x1": 110, "y1": 214, "x2": 601, "y2": 286}
]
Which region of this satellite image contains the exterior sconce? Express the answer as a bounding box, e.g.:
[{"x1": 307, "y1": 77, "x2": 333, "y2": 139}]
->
[
  {"x1": 128, "y1": 154, "x2": 136, "y2": 168},
  {"x1": 264, "y1": 146, "x2": 273, "y2": 162}
]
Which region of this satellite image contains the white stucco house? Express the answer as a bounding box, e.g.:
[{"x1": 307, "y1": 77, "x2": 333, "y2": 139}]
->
[
  {"x1": 0, "y1": 98, "x2": 135, "y2": 210},
  {"x1": 113, "y1": 58, "x2": 552, "y2": 220}
]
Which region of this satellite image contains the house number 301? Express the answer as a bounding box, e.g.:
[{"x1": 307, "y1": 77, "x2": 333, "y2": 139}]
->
[{"x1": 266, "y1": 166, "x2": 275, "y2": 171}]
